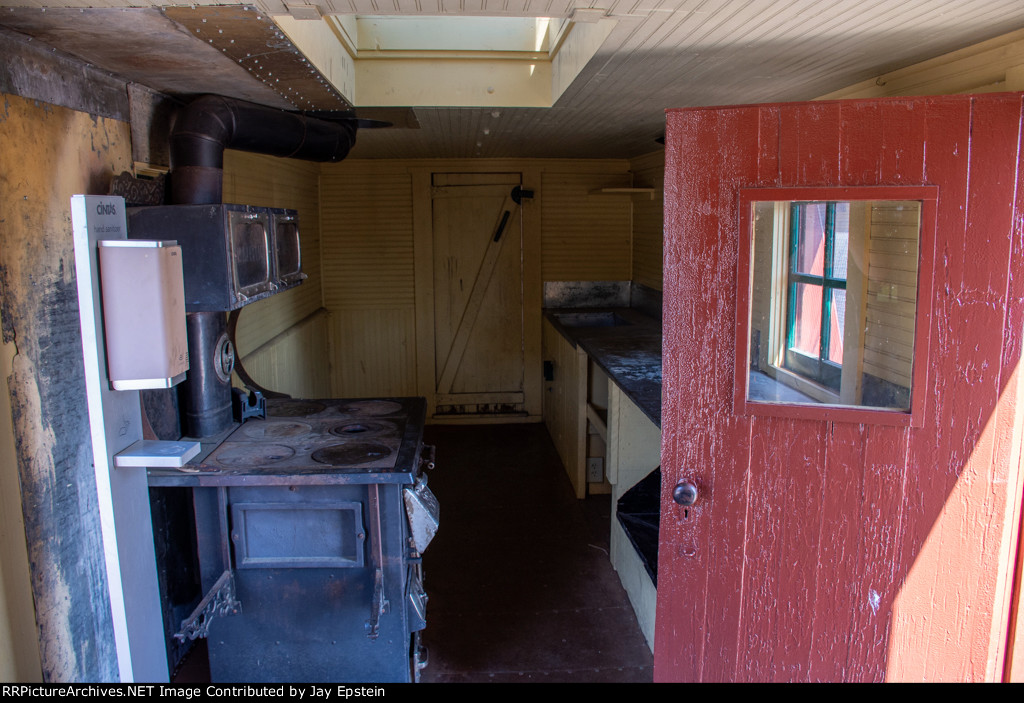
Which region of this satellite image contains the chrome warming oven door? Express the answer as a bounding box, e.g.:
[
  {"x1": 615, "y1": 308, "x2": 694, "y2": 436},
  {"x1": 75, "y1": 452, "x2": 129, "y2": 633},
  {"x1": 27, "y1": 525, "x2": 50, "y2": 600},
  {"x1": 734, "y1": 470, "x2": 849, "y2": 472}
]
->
[{"x1": 150, "y1": 397, "x2": 438, "y2": 683}]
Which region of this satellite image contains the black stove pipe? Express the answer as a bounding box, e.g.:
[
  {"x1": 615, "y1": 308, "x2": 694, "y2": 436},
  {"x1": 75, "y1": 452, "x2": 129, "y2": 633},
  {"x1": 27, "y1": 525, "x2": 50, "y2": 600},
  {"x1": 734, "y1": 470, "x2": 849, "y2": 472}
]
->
[
  {"x1": 171, "y1": 94, "x2": 356, "y2": 205},
  {"x1": 171, "y1": 95, "x2": 358, "y2": 438},
  {"x1": 181, "y1": 312, "x2": 234, "y2": 438}
]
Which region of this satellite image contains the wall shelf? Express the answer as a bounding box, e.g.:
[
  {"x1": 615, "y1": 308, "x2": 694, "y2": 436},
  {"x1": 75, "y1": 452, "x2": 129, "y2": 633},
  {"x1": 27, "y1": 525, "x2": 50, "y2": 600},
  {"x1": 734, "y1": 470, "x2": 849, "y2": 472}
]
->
[{"x1": 589, "y1": 187, "x2": 657, "y2": 200}]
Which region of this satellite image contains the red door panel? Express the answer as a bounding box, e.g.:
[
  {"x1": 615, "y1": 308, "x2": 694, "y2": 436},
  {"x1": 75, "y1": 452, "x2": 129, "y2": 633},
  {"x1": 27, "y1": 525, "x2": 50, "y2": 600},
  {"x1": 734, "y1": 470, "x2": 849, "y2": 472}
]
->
[{"x1": 655, "y1": 94, "x2": 1024, "y2": 682}]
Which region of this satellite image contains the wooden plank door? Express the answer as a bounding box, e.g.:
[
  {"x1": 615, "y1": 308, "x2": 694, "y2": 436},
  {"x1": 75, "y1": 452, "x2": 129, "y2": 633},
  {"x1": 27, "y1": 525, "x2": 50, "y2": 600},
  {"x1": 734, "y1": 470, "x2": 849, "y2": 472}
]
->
[
  {"x1": 431, "y1": 172, "x2": 526, "y2": 417},
  {"x1": 655, "y1": 95, "x2": 1024, "y2": 682}
]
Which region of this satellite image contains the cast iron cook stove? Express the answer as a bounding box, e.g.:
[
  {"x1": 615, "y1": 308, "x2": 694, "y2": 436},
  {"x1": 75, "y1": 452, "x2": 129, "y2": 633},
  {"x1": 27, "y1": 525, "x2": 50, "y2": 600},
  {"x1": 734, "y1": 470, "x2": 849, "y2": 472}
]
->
[{"x1": 156, "y1": 396, "x2": 437, "y2": 683}]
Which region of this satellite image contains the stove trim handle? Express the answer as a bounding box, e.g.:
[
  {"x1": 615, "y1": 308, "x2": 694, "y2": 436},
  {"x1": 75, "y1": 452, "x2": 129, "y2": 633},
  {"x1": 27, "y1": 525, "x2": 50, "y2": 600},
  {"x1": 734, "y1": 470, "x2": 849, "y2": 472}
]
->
[{"x1": 364, "y1": 484, "x2": 390, "y2": 641}]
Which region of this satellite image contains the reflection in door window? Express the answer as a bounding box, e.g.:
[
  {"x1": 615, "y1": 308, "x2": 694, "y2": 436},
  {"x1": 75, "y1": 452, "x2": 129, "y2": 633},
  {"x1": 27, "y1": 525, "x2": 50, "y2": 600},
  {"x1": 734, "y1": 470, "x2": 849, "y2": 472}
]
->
[
  {"x1": 785, "y1": 202, "x2": 850, "y2": 391},
  {"x1": 746, "y1": 199, "x2": 921, "y2": 411}
]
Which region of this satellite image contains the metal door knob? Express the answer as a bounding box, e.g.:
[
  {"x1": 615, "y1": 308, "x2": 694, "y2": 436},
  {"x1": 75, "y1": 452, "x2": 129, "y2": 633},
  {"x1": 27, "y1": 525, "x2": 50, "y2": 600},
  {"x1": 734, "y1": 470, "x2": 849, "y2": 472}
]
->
[{"x1": 673, "y1": 481, "x2": 698, "y2": 506}]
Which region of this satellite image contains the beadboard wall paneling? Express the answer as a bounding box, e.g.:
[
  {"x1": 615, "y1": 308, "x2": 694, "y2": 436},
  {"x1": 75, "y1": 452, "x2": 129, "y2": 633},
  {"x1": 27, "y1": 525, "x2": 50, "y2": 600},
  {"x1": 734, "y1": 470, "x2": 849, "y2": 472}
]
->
[
  {"x1": 330, "y1": 308, "x2": 418, "y2": 397},
  {"x1": 236, "y1": 309, "x2": 332, "y2": 398},
  {"x1": 630, "y1": 150, "x2": 666, "y2": 292},
  {"x1": 541, "y1": 169, "x2": 633, "y2": 282},
  {"x1": 222, "y1": 151, "x2": 325, "y2": 361},
  {"x1": 320, "y1": 158, "x2": 635, "y2": 402},
  {"x1": 319, "y1": 170, "x2": 416, "y2": 310},
  {"x1": 863, "y1": 201, "x2": 921, "y2": 389},
  {"x1": 319, "y1": 166, "x2": 417, "y2": 398}
]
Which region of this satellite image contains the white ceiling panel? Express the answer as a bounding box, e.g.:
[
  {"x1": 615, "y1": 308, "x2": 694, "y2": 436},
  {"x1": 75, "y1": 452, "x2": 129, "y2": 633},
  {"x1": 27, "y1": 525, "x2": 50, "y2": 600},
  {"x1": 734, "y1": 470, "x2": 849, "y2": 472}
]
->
[{"x1": 2, "y1": 0, "x2": 1024, "y2": 158}]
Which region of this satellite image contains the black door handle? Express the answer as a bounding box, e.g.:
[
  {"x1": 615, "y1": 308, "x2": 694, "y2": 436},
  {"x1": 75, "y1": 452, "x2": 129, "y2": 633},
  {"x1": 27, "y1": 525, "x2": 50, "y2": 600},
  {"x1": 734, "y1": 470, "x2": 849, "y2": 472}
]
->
[{"x1": 673, "y1": 481, "x2": 698, "y2": 506}]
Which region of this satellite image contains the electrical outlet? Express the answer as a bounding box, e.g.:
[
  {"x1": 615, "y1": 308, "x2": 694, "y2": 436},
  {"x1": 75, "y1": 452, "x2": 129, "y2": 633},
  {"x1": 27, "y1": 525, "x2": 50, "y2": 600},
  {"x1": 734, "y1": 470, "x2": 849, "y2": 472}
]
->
[{"x1": 587, "y1": 457, "x2": 604, "y2": 482}]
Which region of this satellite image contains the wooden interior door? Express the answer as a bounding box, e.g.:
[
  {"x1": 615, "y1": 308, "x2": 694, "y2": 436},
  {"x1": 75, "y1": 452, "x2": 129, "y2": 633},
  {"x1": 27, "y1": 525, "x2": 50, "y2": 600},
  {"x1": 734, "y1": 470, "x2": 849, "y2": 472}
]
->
[
  {"x1": 655, "y1": 95, "x2": 1024, "y2": 682},
  {"x1": 431, "y1": 172, "x2": 525, "y2": 417}
]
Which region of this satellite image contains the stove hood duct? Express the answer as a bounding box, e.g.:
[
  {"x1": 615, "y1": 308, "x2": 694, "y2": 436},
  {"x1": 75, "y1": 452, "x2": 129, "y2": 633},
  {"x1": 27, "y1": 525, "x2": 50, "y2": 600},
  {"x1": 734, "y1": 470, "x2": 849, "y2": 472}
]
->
[{"x1": 170, "y1": 95, "x2": 358, "y2": 438}]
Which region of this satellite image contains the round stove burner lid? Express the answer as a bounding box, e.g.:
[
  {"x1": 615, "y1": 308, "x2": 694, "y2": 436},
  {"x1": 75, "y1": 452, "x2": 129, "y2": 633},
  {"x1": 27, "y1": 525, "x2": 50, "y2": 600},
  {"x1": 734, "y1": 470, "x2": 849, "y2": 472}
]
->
[{"x1": 311, "y1": 442, "x2": 393, "y2": 466}]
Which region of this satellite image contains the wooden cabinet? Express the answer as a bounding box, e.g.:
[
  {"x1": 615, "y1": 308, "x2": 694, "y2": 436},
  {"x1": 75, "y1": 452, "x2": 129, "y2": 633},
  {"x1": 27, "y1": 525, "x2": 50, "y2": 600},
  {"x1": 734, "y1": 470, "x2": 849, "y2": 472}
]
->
[
  {"x1": 607, "y1": 383, "x2": 661, "y2": 650},
  {"x1": 543, "y1": 315, "x2": 661, "y2": 646},
  {"x1": 542, "y1": 317, "x2": 587, "y2": 498},
  {"x1": 542, "y1": 317, "x2": 625, "y2": 498}
]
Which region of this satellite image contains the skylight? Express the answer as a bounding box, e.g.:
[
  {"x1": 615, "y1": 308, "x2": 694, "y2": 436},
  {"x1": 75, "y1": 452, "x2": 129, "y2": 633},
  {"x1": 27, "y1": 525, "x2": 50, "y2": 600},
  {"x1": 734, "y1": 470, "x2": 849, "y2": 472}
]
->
[
  {"x1": 353, "y1": 16, "x2": 557, "y2": 54},
  {"x1": 272, "y1": 13, "x2": 615, "y2": 108}
]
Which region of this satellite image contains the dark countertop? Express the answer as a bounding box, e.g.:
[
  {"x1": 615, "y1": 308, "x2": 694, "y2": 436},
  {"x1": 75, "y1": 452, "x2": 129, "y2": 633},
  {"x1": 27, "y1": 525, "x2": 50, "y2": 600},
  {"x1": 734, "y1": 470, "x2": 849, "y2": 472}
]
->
[{"x1": 544, "y1": 307, "x2": 662, "y2": 428}]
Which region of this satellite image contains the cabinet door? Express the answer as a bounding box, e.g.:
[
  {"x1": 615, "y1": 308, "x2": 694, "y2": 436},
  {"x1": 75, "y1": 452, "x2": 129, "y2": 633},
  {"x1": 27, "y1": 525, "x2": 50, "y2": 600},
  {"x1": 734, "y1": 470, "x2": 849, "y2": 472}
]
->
[{"x1": 542, "y1": 318, "x2": 587, "y2": 498}]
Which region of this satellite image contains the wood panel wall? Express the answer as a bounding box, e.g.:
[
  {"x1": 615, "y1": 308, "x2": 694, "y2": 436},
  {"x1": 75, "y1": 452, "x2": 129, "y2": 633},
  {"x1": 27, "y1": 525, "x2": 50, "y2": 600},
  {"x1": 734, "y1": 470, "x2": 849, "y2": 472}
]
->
[
  {"x1": 221, "y1": 150, "x2": 330, "y2": 396},
  {"x1": 319, "y1": 158, "x2": 635, "y2": 403},
  {"x1": 319, "y1": 165, "x2": 417, "y2": 397},
  {"x1": 864, "y1": 201, "x2": 920, "y2": 389},
  {"x1": 630, "y1": 150, "x2": 666, "y2": 292},
  {"x1": 540, "y1": 168, "x2": 632, "y2": 282},
  {"x1": 234, "y1": 309, "x2": 332, "y2": 399}
]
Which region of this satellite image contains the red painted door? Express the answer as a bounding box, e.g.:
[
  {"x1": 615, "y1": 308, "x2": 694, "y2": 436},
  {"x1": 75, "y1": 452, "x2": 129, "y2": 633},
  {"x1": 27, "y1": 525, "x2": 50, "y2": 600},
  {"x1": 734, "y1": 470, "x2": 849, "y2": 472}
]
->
[{"x1": 655, "y1": 94, "x2": 1024, "y2": 682}]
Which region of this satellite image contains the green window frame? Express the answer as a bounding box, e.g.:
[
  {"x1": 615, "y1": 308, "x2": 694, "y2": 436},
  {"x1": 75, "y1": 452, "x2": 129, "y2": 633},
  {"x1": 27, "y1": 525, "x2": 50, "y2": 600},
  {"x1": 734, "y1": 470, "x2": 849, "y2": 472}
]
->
[{"x1": 784, "y1": 202, "x2": 848, "y2": 392}]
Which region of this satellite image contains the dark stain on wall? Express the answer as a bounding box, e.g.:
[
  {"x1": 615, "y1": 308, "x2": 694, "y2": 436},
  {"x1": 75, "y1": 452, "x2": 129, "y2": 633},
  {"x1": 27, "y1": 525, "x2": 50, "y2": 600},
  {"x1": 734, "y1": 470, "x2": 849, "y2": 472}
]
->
[
  {"x1": 1, "y1": 87, "x2": 131, "y2": 680},
  {"x1": 4, "y1": 274, "x2": 117, "y2": 681}
]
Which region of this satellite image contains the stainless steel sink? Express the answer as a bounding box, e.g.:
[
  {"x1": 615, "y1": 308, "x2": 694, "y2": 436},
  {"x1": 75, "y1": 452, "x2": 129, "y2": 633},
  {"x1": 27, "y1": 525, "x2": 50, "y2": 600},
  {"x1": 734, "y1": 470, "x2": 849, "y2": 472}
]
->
[{"x1": 553, "y1": 311, "x2": 633, "y2": 328}]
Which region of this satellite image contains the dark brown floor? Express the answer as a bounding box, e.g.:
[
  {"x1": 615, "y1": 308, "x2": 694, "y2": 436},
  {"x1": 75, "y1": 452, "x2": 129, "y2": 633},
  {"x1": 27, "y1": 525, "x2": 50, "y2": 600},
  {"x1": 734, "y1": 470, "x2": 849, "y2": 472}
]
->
[
  {"x1": 173, "y1": 423, "x2": 653, "y2": 683},
  {"x1": 418, "y1": 423, "x2": 653, "y2": 682}
]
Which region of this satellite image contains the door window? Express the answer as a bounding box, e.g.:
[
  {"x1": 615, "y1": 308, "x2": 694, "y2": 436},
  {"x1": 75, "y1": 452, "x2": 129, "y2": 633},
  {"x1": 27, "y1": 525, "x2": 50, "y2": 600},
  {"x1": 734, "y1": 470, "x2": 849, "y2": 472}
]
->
[{"x1": 735, "y1": 186, "x2": 937, "y2": 426}]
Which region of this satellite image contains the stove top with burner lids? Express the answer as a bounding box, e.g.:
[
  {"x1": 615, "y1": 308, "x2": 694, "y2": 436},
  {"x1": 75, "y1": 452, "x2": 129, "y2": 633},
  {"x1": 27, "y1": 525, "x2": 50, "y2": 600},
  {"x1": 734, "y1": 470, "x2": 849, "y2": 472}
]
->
[
  {"x1": 156, "y1": 395, "x2": 435, "y2": 683},
  {"x1": 147, "y1": 397, "x2": 427, "y2": 487}
]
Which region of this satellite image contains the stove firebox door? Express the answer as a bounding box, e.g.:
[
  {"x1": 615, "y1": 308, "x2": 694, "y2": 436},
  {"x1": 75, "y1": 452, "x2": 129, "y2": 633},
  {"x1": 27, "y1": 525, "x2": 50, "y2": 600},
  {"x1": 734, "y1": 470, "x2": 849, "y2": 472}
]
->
[
  {"x1": 230, "y1": 501, "x2": 366, "y2": 569},
  {"x1": 196, "y1": 483, "x2": 416, "y2": 683}
]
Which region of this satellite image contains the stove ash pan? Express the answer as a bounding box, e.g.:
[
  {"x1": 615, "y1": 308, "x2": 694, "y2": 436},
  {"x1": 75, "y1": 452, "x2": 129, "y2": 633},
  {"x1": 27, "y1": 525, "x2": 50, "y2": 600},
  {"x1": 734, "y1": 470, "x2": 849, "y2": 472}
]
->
[{"x1": 128, "y1": 203, "x2": 304, "y2": 312}]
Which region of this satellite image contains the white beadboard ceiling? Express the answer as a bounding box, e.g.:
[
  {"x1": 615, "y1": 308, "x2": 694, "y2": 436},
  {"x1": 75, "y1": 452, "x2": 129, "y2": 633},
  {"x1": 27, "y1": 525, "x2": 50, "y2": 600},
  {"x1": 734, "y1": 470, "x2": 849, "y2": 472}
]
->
[{"x1": 4, "y1": 0, "x2": 1024, "y2": 159}]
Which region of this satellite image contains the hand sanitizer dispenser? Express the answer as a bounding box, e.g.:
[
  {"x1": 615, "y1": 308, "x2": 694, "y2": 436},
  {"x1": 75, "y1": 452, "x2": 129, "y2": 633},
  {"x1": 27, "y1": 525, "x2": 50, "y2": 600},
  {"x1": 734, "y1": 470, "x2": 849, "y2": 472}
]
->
[{"x1": 98, "y1": 240, "x2": 189, "y2": 390}]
